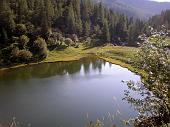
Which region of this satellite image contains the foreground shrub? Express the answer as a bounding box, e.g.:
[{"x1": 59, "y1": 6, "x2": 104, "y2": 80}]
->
[
  {"x1": 15, "y1": 24, "x2": 27, "y2": 36},
  {"x1": 18, "y1": 35, "x2": 30, "y2": 49},
  {"x1": 33, "y1": 37, "x2": 48, "y2": 59},
  {"x1": 17, "y1": 50, "x2": 32, "y2": 62},
  {"x1": 123, "y1": 26, "x2": 170, "y2": 126},
  {"x1": 1, "y1": 44, "x2": 17, "y2": 64},
  {"x1": 65, "y1": 38, "x2": 73, "y2": 46},
  {"x1": 51, "y1": 32, "x2": 63, "y2": 41}
]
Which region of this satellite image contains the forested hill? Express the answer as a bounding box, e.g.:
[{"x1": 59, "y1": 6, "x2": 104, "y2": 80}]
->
[
  {"x1": 149, "y1": 9, "x2": 170, "y2": 30},
  {"x1": 95, "y1": 0, "x2": 170, "y2": 19},
  {"x1": 0, "y1": 0, "x2": 170, "y2": 66},
  {"x1": 0, "y1": 0, "x2": 146, "y2": 65}
]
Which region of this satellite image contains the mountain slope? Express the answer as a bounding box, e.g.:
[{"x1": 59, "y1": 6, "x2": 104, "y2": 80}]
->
[{"x1": 95, "y1": 0, "x2": 170, "y2": 19}]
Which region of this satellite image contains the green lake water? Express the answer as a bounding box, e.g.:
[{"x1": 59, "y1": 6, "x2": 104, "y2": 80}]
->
[{"x1": 0, "y1": 57, "x2": 141, "y2": 127}]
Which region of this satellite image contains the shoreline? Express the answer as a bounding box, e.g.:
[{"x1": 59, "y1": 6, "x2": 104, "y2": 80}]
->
[
  {"x1": 0, "y1": 56, "x2": 86, "y2": 71},
  {"x1": 0, "y1": 54, "x2": 145, "y2": 78},
  {"x1": 0, "y1": 52, "x2": 91, "y2": 71},
  {"x1": 0, "y1": 45, "x2": 145, "y2": 77},
  {"x1": 98, "y1": 56, "x2": 146, "y2": 78}
]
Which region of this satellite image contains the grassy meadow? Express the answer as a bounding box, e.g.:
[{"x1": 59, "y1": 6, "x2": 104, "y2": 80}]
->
[
  {"x1": 2, "y1": 36, "x2": 170, "y2": 73},
  {"x1": 0, "y1": 44, "x2": 138, "y2": 71},
  {"x1": 43, "y1": 44, "x2": 146, "y2": 76}
]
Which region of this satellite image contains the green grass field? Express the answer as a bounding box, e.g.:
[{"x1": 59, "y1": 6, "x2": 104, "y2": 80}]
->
[
  {"x1": 166, "y1": 37, "x2": 170, "y2": 45},
  {"x1": 44, "y1": 44, "x2": 137, "y2": 64},
  {"x1": 42, "y1": 44, "x2": 146, "y2": 76},
  {"x1": 149, "y1": 37, "x2": 170, "y2": 45}
]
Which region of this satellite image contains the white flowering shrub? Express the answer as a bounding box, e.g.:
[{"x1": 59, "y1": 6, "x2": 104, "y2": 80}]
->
[{"x1": 124, "y1": 26, "x2": 170, "y2": 126}]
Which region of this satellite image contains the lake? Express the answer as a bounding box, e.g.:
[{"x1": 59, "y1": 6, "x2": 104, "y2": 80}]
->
[{"x1": 0, "y1": 57, "x2": 141, "y2": 127}]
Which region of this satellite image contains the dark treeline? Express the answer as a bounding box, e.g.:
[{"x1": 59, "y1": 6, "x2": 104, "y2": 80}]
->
[
  {"x1": 149, "y1": 9, "x2": 170, "y2": 31},
  {"x1": 0, "y1": 0, "x2": 169, "y2": 66}
]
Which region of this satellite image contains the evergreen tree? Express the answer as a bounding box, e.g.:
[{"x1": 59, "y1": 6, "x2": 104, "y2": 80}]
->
[
  {"x1": 104, "y1": 19, "x2": 110, "y2": 42},
  {"x1": 1, "y1": 0, "x2": 167, "y2": 65},
  {"x1": 44, "y1": 0, "x2": 55, "y2": 27},
  {"x1": 73, "y1": 0, "x2": 82, "y2": 34},
  {"x1": 0, "y1": 0, "x2": 15, "y2": 43},
  {"x1": 33, "y1": 0, "x2": 45, "y2": 26},
  {"x1": 17, "y1": 0, "x2": 28, "y2": 23},
  {"x1": 149, "y1": 10, "x2": 170, "y2": 30},
  {"x1": 128, "y1": 24, "x2": 136, "y2": 46},
  {"x1": 98, "y1": 2, "x2": 105, "y2": 26},
  {"x1": 84, "y1": 20, "x2": 91, "y2": 36},
  {"x1": 27, "y1": 0, "x2": 35, "y2": 10},
  {"x1": 68, "y1": 3, "x2": 76, "y2": 33}
]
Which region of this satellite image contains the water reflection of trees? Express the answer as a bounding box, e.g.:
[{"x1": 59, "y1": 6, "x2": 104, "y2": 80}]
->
[{"x1": 0, "y1": 57, "x2": 105, "y2": 81}]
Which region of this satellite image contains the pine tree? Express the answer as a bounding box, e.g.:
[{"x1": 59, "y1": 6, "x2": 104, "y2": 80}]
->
[
  {"x1": 27, "y1": 0, "x2": 35, "y2": 10},
  {"x1": 55, "y1": 0, "x2": 64, "y2": 18},
  {"x1": 84, "y1": 20, "x2": 91, "y2": 36},
  {"x1": 128, "y1": 24, "x2": 135, "y2": 46},
  {"x1": 33, "y1": 0, "x2": 45, "y2": 26},
  {"x1": 73, "y1": 0, "x2": 82, "y2": 34},
  {"x1": 44, "y1": 0, "x2": 55, "y2": 27},
  {"x1": 104, "y1": 19, "x2": 110, "y2": 42},
  {"x1": 98, "y1": 2, "x2": 105, "y2": 26},
  {"x1": 81, "y1": 0, "x2": 91, "y2": 21},
  {"x1": 17, "y1": 0, "x2": 28, "y2": 23},
  {"x1": 67, "y1": 3, "x2": 76, "y2": 34},
  {"x1": 0, "y1": 0, "x2": 15, "y2": 42}
]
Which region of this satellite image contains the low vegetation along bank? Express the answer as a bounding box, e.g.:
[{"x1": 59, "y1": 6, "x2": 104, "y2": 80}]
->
[
  {"x1": 0, "y1": 38, "x2": 170, "y2": 126},
  {"x1": 45, "y1": 36, "x2": 170, "y2": 77},
  {"x1": 0, "y1": 44, "x2": 139, "y2": 74}
]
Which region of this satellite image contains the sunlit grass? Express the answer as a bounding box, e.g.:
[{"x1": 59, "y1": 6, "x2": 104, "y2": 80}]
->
[
  {"x1": 165, "y1": 37, "x2": 170, "y2": 45},
  {"x1": 1, "y1": 44, "x2": 145, "y2": 77},
  {"x1": 44, "y1": 44, "x2": 138, "y2": 66},
  {"x1": 44, "y1": 46, "x2": 88, "y2": 62},
  {"x1": 149, "y1": 37, "x2": 170, "y2": 45},
  {"x1": 43, "y1": 44, "x2": 147, "y2": 77}
]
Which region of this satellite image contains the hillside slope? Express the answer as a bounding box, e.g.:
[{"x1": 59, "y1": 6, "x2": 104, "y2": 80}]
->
[{"x1": 95, "y1": 0, "x2": 170, "y2": 19}]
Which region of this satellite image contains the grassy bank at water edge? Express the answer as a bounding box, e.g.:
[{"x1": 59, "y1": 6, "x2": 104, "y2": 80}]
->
[{"x1": 0, "y1": 44, "x2": 146, "y2": 77}]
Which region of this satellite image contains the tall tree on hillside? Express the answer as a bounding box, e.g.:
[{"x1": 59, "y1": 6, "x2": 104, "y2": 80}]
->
[
  {"x1": 0, "y1": 0, "x2": 15, "y2": 44},
  {"x1": 33, "y1": 0, "x2": 45, "y2": 26},
  {"x1": 149, "y1": 10, "x2": 170, "y2": 30},
  {"x1": 81, "y1": 0, "x2": 90, "y2": 20},
  {"x1": 66, "y1": 3, "x2": 76, "y2": 34},
  {"x1": 98, "y1": 2, "x2": 105, "y2": 26},
  {"x1": 84, "y1": 20, "x2": 91, "y2": 36},
  {"x1": 27, "y1": 0, "x2": 35, "y2": 10},
  {"x1": 104, "y1": 19, "x2": 110, "y2": 42},
  {"x1": 44, "y1": 0, "x2": 55, "y2": 27},
  {"x1": 17, "y1": 0, "x2": 28, "y2": 23},
  {"x1": 128, "y1": 24, "x2": 136, "y2": 46},
  {"x1": 81, "y1": 0, "x2": 93, "y2": 36},
  {"x1": 54, "y1": 0, "x2": 64, "y2": 19},
  {"x1": 73, "y1": 0, "x2": 83, "y2": 34}
]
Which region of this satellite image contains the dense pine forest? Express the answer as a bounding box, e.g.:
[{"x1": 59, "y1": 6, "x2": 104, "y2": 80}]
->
[
  {"x1": 0, "y1": 0, "x2": 170, "y2": 127},
  {"x1": 149, "y1": 9, "x2": 170, "y2": 30},
  {"x1": 0, "y1": 0, "x2": 170, "y2": 66}
]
